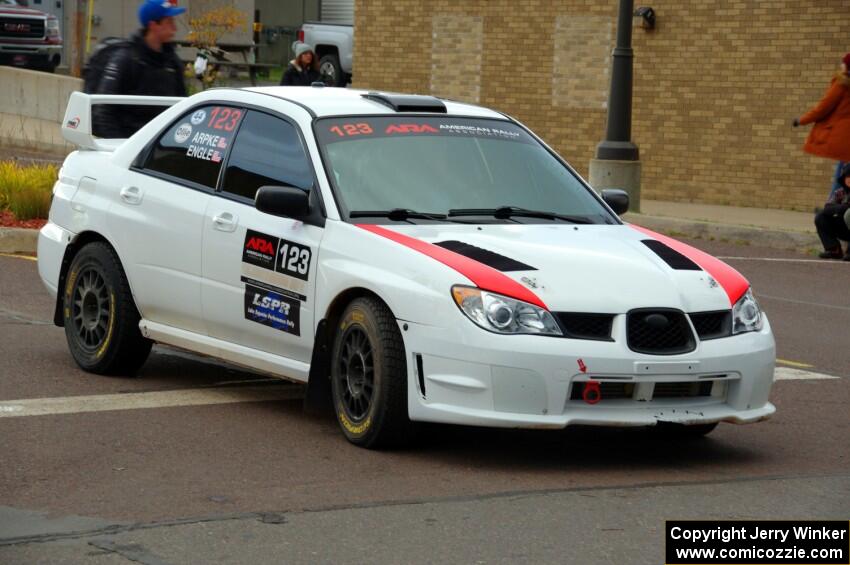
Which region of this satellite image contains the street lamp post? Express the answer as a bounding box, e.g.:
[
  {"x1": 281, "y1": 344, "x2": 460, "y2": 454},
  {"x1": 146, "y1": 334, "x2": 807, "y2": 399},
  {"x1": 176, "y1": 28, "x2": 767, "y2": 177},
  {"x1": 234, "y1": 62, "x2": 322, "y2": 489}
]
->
[{"x1": 589, "y1": 0, "x2": 642, "y2": 212}]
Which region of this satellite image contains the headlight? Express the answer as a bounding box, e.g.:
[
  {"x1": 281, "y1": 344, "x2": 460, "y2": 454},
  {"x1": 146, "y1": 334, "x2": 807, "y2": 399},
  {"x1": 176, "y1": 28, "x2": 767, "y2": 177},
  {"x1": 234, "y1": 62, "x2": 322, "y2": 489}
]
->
[
  {"x1": 451, "y1": 286, "x2": 562, "y2": 336},
  {"x1": 46, "y1": 17, "x2": 60, "y2": 38},
  {"x1": 732, "y1": 288, "x2": 763, "y2": 334}
]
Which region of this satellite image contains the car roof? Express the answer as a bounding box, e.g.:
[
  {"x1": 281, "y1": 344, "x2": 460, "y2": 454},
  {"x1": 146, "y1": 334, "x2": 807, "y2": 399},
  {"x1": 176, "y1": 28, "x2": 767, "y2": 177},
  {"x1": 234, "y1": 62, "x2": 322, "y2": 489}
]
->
[{"x1": 242, "y1": 86, "x2": 507, "y2": 120}]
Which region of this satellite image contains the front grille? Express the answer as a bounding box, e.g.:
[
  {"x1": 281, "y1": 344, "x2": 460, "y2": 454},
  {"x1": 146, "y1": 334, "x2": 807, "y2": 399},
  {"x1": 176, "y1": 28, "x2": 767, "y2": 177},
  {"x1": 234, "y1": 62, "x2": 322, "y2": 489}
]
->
[
  {"x1": 570, "y1": 382, "x2": 634, "y2": 400},
  {"x1": 653, "y1": 381, "x2": 713, "y2": 398},
  {"x1": 690, "y1": 311, "x2": 732, "y2": 340},
  {"x1": 626, "y1": 309, "x2": 695, "y2": 355},
  {"x1": 569, "y1": 380, "x2": 715, "y2": 401},
  {"x1": 0, "y1": 17, "x2": 45, "y2": 39},
  {"x1": 555, "y1": 313, "x2": 615, "y2": 341}
]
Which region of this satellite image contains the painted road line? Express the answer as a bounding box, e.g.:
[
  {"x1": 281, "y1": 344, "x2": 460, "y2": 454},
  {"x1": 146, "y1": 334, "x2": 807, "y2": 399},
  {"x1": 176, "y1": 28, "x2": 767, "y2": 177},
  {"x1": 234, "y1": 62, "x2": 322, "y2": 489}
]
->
[
  {"x1": 717, "y1": 256, "x2": 845, "y2": 264},
  {"x1": 0, "y1": 253, "x2": 36, "y2": 262},
  {"x1": 0, "y1": 385, "x2": 304, "y2": 418},
  {"x1": 776, "y1": 359, "x2": 815, "y2": 369},
  {"x1": 774, "y1": 367, "x2": 841, "y2": 381}
]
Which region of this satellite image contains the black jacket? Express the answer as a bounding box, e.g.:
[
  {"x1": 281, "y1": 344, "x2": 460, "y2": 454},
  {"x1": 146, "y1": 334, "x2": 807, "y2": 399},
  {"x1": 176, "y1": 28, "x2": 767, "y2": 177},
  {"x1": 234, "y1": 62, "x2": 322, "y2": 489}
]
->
[
  {"x1": 280, "y1": 61, "x2": 322, "y2": 86},
  {"x1": 92, "y1": 32, "x2": 187, "y2": 139}
]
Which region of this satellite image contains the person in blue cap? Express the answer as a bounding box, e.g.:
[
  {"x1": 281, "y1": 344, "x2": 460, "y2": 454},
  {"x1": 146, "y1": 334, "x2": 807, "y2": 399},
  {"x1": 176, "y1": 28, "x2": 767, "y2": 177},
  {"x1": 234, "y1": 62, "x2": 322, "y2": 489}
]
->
[{"x1": 91, "y1": 0, "x2": 188, "y2": 138}]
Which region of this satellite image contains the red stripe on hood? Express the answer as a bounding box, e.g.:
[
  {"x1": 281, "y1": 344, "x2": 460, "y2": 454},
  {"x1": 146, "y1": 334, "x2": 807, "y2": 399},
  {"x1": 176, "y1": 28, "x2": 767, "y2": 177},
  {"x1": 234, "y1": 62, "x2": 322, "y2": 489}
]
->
[
  {"x1": 357, "y1": 224, "x2": 548, "y2": 309},
  {"x1": 631, "y1": 225, "x2": 749, "y2": 305}
]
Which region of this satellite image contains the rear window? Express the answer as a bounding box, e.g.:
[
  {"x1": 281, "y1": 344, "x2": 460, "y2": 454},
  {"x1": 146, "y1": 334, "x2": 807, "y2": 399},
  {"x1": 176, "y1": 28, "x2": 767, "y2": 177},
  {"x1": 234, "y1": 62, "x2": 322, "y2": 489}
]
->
[{"x1": 144, "y1": 105, "x2": 244, "y2": 189}]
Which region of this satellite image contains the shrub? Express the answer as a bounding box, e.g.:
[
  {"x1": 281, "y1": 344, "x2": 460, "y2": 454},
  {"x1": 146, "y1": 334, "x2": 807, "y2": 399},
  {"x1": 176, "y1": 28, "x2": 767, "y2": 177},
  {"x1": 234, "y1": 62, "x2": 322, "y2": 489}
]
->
[{"x1": 0, "y1": 161, "x2": 57, "y2": 220}]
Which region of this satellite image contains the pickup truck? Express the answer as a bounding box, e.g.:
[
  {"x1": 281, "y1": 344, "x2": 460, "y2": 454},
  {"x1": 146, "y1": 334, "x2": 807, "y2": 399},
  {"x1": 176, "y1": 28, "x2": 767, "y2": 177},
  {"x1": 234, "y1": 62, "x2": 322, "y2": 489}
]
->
[
  {"x1": 0, "y1": 0, "x2": 62, "y2": 72},
  {"x1": 298, "y1": 22, "x2": 352, "y2": 87}
]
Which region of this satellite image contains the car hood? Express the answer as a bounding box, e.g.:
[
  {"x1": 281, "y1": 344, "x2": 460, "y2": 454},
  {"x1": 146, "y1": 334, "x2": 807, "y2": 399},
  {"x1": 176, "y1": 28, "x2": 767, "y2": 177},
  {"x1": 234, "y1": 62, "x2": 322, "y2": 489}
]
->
[{"x1": 360, "y1": 223, "x2": 746, "y2": 314}]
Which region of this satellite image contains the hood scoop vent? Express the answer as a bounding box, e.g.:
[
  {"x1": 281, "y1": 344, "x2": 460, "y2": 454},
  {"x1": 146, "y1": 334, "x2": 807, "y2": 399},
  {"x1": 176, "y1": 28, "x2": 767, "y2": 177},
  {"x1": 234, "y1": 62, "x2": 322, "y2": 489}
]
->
[
  {"x1": 641, "y1": 240, "x2": 701, "y2": 271},
  {"x1": 434, "y1": 240, "x2": 536, "y2": 272}
]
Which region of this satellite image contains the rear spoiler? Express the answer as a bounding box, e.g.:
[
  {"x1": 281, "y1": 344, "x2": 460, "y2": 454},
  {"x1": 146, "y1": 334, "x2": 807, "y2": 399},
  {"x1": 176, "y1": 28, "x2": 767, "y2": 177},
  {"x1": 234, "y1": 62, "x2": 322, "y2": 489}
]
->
[{"x1": 61, "y1": 91, "x2": 183, "y2": 151}]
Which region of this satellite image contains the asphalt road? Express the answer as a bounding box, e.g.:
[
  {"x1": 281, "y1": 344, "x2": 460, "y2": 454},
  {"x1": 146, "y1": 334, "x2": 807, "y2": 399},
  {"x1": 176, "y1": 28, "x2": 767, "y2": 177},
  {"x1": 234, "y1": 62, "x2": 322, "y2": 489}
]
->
[{"x1": 0, "y1": 240, "x2": 848, "y2": 564}]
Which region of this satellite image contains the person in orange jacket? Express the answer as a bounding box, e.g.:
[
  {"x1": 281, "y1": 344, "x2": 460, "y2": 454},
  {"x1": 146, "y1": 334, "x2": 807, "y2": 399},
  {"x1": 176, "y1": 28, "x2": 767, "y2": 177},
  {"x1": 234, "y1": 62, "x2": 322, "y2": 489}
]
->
[{"x1": 794, "y1": 53, "x2": 850, "y2": 197}]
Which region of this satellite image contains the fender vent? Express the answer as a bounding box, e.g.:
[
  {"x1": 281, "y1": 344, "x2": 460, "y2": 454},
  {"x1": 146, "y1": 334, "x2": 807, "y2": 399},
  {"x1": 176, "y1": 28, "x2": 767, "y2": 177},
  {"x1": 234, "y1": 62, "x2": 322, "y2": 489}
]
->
[
  {"x1": 434, "y1": 240, "x2": 536, "y2": 272},
  {"x1": 415, "y1": 353, "x2": 426, "y2": 398},
  {"x1": 641, "y1": 240, "x2": 701, "y2": 270}
]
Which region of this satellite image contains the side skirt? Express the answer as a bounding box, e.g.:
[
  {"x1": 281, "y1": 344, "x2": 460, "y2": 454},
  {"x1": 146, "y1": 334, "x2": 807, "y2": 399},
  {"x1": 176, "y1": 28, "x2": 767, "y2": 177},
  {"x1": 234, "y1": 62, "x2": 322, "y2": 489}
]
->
[{"x1": 139, "y1": 319, "x2": 310, "y2": 383}]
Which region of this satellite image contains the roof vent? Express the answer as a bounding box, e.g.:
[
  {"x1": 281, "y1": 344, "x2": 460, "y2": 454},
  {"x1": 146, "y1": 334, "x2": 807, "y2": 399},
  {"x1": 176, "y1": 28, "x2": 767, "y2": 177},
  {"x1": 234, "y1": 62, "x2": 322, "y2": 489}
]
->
[{"x1": 361, "y1": 92, "x2": 447, "y2": 113}]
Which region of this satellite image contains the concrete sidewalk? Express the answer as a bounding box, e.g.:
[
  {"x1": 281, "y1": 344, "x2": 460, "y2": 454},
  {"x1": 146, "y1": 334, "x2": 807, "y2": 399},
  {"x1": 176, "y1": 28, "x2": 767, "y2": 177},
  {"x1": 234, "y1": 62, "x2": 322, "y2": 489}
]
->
[
  {"x1": 625, "y1": 200, "x2": 819, "y2": 252},
  {"x1": 0, "y1": 199, "x2": 822, "y2": 254}
]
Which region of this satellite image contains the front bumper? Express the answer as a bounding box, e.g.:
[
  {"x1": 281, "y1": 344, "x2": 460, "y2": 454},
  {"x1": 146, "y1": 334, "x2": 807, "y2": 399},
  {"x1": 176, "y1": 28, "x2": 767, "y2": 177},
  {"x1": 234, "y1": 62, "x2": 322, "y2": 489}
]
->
[
  {"x1": 401, "y1": 314, "x2": 776, "y2": 429},
  {"x1": 0, "y1": 42, "x2": 62, "y2": 66}
]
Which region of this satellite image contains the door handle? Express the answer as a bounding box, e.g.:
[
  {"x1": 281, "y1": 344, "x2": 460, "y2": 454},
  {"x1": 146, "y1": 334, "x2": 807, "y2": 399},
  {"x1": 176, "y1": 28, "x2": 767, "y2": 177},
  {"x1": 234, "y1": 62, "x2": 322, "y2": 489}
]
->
[
  {"x1": 212, "y1": 212, "x2": 238, "y2": 232},
  {"x1": 119, "y1": 186, "x2": 143, "y2": 205}
]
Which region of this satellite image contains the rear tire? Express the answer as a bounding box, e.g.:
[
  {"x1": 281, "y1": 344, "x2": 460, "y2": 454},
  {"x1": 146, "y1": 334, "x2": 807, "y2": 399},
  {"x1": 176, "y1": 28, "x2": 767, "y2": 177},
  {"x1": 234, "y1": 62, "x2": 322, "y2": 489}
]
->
[
  {"x1": 330, "y1": 297, "x2": 415, "y2": 448},
  {"x1": 62, "y1": 242, "x2": 152, "y2": 375},
  {"x1": 318, "y1": 53, "x2": 343, "y2": 86}
]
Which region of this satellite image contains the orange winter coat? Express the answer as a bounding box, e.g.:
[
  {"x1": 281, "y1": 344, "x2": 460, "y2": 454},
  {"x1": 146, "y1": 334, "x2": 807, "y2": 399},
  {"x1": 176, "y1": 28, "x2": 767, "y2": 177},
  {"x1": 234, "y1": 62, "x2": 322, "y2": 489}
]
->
[{"x1": 800, "y1": 72, "x2": 850, "y2": 162}]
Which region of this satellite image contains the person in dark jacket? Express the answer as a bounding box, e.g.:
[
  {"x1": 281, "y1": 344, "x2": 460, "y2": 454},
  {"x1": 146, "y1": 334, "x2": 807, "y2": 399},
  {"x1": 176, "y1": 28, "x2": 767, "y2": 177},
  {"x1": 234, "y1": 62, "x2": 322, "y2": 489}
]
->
[
  {"x1": 814, "y1": 162, "x2": 850, "y2": 260},
  {"x1": 280, "y1": 42, "x2": 323, "y2": 86},
  {"x1": 92, "y1": 0, "x2": 187, "y2": 139}
]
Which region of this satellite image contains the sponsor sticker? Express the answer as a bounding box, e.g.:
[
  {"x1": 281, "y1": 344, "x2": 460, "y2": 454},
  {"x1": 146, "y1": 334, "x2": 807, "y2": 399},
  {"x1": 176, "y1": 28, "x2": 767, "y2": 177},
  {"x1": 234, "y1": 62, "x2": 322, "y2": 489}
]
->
[
  {"x1": 190, "y1": 109, "x2": 207, "y2": 125},
  {"x1": 275, "y1": 238, "x2": 312, "y2": 281},
  {"x1": 66, "y1": 117, "x2": 80, "y2": 130},
  {"x1": 244, "y1": 283, "x2": 300, "y2": 335},
  {"x1": 242, "y1": 229, "x2": 279, "y2": 270},
  {"x1": 174, "y1": 123, "x2": 193, "y2": 144}
]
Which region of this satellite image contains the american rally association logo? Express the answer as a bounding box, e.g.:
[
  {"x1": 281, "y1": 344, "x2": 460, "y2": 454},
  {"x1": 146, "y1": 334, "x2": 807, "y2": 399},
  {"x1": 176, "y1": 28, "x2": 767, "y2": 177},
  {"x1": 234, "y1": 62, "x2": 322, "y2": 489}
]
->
[
  {"x1": 190, "y1": 109, "x2": 207, "y2": 125},
  {"x1": 174, "y1": 123, "x2": 193, "y2": 144}
]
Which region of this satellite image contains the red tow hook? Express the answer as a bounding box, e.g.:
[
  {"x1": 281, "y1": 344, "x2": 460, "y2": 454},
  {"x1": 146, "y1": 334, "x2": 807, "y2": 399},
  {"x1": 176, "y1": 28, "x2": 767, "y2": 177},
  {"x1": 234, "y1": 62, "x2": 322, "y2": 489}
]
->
[{"x1": 582, "y1": 380, "x2": 602, "y2": 404}]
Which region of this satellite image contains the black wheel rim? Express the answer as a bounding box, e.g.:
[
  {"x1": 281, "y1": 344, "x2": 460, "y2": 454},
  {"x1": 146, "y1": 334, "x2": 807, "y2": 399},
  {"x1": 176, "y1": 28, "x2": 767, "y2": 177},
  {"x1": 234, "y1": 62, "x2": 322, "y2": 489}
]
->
[
  {"x1": 71, "y1": 267, "x2": 111, "y2": 351},
  {"x1": 337, "y1": 326, "x2": 374, "y2": 421}
]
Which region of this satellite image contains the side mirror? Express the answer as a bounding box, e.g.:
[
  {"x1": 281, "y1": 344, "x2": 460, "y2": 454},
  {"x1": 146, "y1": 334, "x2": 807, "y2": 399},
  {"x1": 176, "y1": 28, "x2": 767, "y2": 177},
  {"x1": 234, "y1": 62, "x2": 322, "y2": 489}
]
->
[
  {"x1": 255, "y1": 185, "x2": 310, "y2": 219},
  {"x1": 601, "y1": 189, "x2": 630, "y2": 215}
]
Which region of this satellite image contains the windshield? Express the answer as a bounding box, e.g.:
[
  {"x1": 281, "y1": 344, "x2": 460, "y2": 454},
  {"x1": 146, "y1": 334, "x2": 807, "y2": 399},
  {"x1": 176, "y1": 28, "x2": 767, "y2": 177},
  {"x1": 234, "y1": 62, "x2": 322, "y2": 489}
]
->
[{"x1": 315, "y1": 116, "x2": 615, "y2": 224}]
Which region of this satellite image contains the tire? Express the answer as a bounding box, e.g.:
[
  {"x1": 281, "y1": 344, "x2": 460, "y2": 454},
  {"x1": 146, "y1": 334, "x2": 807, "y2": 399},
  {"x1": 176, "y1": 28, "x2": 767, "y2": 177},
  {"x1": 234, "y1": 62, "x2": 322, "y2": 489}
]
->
[
  {"x1": 318, "y1": 53, "x2": 343, "y2": 87},
  {"x1": 330, "y1": 297, "x2": 415, "y2": 448},
  {"x1": 655, "y1": 422, "x2": 718, "y2": 438},
  {"x1": 62, "y1": 242, "x2": 152, "y2": 375}
]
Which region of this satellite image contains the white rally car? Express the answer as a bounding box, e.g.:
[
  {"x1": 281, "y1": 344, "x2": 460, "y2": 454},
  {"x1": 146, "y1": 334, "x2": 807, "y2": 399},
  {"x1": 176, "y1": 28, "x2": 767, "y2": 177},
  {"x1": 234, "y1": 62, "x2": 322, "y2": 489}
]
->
[{"x1": 38, "y1": 87, "x2": 775, "y2": 448}]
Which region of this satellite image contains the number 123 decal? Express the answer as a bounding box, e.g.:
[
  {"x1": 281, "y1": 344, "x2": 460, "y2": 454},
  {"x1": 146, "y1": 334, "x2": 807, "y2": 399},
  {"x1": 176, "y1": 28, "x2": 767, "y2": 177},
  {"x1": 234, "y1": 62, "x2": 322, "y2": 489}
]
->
[{"x1": 275, "y1": 238, "x2": 312, "y2": 281}]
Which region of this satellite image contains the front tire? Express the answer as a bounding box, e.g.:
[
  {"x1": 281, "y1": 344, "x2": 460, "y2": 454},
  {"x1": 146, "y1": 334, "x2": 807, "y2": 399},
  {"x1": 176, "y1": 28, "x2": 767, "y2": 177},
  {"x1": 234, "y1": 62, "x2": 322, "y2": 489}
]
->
[
  {"x1": 62, "y1": 242, "x2": 152, "y2": 375},
  {"x1": 330, "y1": 297, "x2": 414, "y2": 448}
]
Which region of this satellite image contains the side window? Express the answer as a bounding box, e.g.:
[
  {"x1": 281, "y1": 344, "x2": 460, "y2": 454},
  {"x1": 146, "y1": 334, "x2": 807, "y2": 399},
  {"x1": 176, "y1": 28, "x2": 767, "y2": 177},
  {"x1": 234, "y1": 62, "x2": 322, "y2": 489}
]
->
[
  {"x1": 144, "y1": 105, "x2": 244, "y2": 189},
  {"x1": 221, "y1": 110, "x2": 313, "y2": 201}
]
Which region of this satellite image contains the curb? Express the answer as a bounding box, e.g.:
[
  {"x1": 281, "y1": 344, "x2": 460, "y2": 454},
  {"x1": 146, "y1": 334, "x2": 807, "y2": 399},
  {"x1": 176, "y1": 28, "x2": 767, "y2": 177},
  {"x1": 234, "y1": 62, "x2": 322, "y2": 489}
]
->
[
  {"x1": 624, "y1": 213, "x2": 819, "y2": 252},
  {"x1": 0, "y1": 227, "x2": 38, "y2": 254}
]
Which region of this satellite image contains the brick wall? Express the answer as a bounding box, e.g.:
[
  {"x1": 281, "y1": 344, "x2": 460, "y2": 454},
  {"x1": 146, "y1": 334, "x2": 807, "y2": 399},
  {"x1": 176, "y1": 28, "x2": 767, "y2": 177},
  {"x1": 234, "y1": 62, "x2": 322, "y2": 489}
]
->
[{"x1": 353, "y1": 0, "x2": 850, "y2": 211}]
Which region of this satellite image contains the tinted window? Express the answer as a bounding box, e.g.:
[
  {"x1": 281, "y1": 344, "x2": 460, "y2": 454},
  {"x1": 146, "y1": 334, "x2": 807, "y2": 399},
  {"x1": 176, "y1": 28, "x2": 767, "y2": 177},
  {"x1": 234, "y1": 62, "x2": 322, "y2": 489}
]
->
[
  {"x1": 145, "y1": 105, "x2": 244, "y2": 189},
  {"x1": 221, "y1": 110, "x2": 313, "y2": 201}
]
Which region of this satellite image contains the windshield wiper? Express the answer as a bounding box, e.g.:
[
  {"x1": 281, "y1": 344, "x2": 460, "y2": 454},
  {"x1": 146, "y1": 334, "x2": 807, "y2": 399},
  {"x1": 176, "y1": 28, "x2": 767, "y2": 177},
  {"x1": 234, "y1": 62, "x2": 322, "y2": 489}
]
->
[
  {"x1": 349, "y1": 208, "x2": 448, "y2": 222},
  {"x1": 447, "y1": 206, "x2": 594, "y2": 224}
]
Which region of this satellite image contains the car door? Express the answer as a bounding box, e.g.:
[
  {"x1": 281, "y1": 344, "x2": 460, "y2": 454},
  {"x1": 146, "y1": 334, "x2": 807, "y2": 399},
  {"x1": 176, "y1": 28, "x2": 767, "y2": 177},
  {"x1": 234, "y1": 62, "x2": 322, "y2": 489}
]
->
[
  {"x1": 201, "y1": 108, "x2": 324, "y2": 364},
  {"x1": 108, "y1": 104, "x2": 229, "y2": 335}
]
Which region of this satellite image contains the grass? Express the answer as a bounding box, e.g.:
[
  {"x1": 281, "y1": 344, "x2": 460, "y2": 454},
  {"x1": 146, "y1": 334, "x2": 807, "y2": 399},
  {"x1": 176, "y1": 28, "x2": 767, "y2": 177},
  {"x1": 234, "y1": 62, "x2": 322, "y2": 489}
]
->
[{"x1": 0, "y1": 161, "x2": 57, "y2": 220}]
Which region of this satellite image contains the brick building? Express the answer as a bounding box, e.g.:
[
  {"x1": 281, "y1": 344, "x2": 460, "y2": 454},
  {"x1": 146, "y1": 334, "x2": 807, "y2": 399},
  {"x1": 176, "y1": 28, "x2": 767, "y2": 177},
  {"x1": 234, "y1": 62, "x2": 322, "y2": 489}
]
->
[{"x1": 353, "y1": 1, "x2": 850, "y2": 211}]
